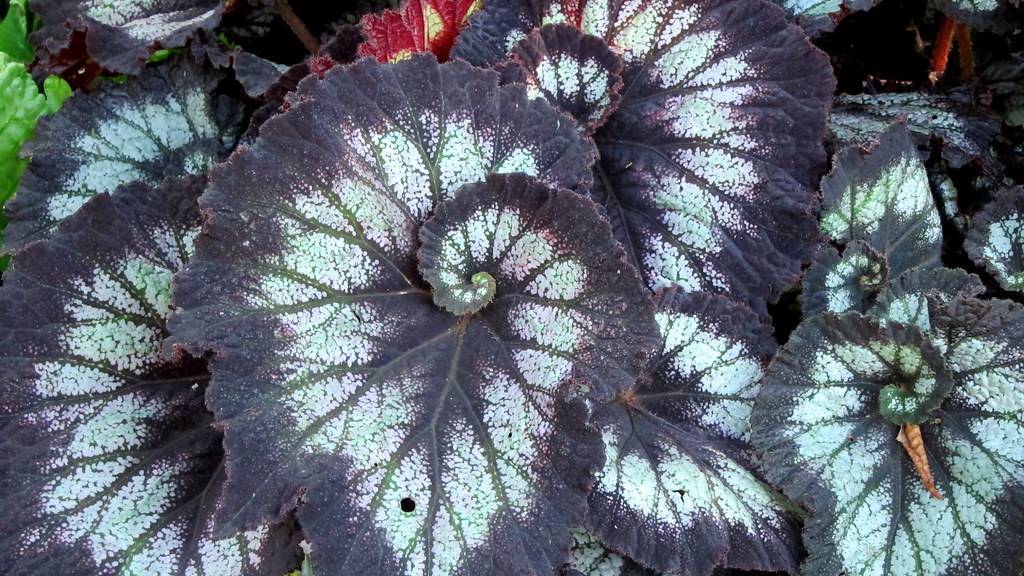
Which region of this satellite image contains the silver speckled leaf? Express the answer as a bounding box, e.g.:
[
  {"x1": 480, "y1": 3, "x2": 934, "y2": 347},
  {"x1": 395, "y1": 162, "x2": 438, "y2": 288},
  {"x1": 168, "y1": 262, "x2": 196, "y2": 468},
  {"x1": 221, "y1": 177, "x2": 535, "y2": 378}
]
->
[
  {"x1": 588, "y1": 291, "x2": 800, "y2": 575},
  {"x1": 770, "y1": 0, "x2": 878, "y2": 36},
  {"x1": 821, "y1": 123, "x2": 942, "y2": 280},
  {"x1": 565, "y1": 529, "x2": 650, "y2": 576},
  {"x1": 0, "y1": 178, "x2": 296, "y2": 576},
  {"x1": 930, "y1": 0, "x2": 1021, "y2": 32},
  {"x1": 829, "y1": 92, "x2": 1000, "y2": 168},
  {"x1": 497, "y1": 24, "x2": 624, "y2": 134},
  {"x1": 5, "y1": 58, "x2": 242, "y2": 250},
  {"x1": 802, "y1": 240, "x2": 889, "y2": 317},
  {"x1": 455, "y1": 0, "x2": 835, "y2": 315},
  {"x1": 966, "y1": 187, "x2": 1024, "y2": 292},
  {"x1": 871, "y1": 267, "x2": 985, "y2": 332},
  {"x1": 29, "y1": 0, "x2": 223, "y2": 73},
  {"x1": 751, "y1": 307, "x2": 1024, "y2": 576},
  {"x1": 170, "y1": 57, "x2": 656, "y2": 576}
]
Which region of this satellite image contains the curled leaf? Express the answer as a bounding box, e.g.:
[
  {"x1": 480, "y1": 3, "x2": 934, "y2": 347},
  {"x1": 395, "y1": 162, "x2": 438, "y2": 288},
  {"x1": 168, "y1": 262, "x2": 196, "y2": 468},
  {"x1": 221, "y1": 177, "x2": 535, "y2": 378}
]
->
[
  {"x1": 5, "y1": 58, "x2": 243, "y2": 250},
  {"x1": 965, "y1": 186, "x2": 1024, "y2": 292},
  {"x1": 821, "y1": 123, "x2": 942, "y2": 279},
  {"x1": 587, "y1": 291, "x2": 800, "y2": 575},
  {"x1": 802, "y1": 240, "x2": 889, "y2": 317},
  {"x1": 0, "y1": 177, "x2": 297, "y2": 575},
  {"x1": 30, "y1": 0, "x2": 224, "y2": 73},
  {"x1": 829, "y1": 92, "x2": 1000, "y2": 168},
  {"x1": 171, "y1": 57, "x2": 650, "y2": 576},
  {"x1": 459, "y1": 0, "x2": 835, "y2": 314},
  {"x1": 497, "y1": 24, "x2": 623, "y2": 134},
  {"x1": 752, "y1": 308, "x2": 1024, "y2": 575}
]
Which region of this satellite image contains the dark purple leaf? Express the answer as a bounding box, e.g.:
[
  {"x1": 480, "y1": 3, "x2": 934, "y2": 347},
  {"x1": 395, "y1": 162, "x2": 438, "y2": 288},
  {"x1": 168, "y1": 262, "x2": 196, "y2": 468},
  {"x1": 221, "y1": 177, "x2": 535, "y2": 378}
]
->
[
  {"x1": 169, "y1": 57, "x2": 649, "y2": 576},
  {"x1": 965, "y1": 186, "x2": 1024, "y2": 293},
  {"x1": 457, "y1": 0, "x2": 835, "y2": 315},
  {"x1": 29, "y1": 0, "x2": 224, "y2": 73},
  {"x1": 751, "y1": 304, "x2": 1024, "y2": 575},
  {"x1": 802, "y1": 240, "x2": 888, "y2": 317},
  {"x1": 496, "y1": 24, "x2": 623, "y2": 134},
  {"x1": 820, "y1": 123, "x2": 942, "y2": 279},
  {"x1": 0, "y1": 177, "x2": 297, "y2": 575},
  {"x1": 5, "y1": 58, "x2": 243, "y2": 251},
  {"x1": 587, "y1": 291, "x2": 800, "y2": 575}
]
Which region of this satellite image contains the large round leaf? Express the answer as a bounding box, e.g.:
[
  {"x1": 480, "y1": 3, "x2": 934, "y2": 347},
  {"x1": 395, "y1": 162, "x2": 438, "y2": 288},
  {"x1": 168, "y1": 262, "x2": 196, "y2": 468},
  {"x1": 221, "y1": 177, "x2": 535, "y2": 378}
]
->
[
  {"x1": 455, "y1": 0, "x2": 835, "y2": 314},
  {"x1": 0, "y1": 178, "x2": 296, "y2": 575},
  {"x1": 821, "y1": 123, "x2": 942, "y2": 280},
  {"x1": 587, "y1": 292, "x2": 800, "y2": 575},
  {"x1": 29, "y1": 0, "x2": 223, "y2": 73},
  {"x1": 5, "y1": 58, "x2": 242, "y2": 250},
  {"x1": 171, "y1": 56, "x2": 651, "y2": 575},
  {"x1": 965, "y1": 186, "x2": 1024, "y2": 292},
  {"x1": 751, "y1": 308, "x2": 1024, "y2": 575}
]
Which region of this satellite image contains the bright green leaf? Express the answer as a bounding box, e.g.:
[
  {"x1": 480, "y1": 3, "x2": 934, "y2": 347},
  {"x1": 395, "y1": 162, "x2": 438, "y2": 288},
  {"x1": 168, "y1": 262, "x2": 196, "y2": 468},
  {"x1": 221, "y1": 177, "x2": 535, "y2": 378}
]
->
[{"x1": 0, "y1": 0, "x2": 33, "y2": 62}]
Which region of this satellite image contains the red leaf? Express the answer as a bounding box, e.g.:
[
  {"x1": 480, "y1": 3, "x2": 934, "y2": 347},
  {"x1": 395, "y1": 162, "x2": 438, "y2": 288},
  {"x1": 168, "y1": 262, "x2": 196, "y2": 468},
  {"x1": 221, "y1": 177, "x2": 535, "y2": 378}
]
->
[{"x1": 357, "y1": 0, "x2": 482, "y2": 62}]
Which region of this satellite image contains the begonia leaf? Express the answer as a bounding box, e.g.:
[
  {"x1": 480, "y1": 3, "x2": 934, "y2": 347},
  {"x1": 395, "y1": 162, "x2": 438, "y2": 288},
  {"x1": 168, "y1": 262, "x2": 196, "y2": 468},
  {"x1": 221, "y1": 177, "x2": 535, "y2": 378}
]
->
[
  {"x1": 0, "y1": 55, "x2": 71, "y2": 248},
  {"x1": 872, "y1": 267, "x2": 985, "y2": 332},
  {"x1": 820, "y1": 123, "x2": 942, "y2": 280},
  {"x1": 496, "y1": 24, "x2": 623, "y2": 134},
  {"x1": 565, "y1": 529, "x2": 649, "y2": 576},
  {"x1": 802, "y1": 240, "x2": 889, "y2": 317},
  {"x1": 5, "y1": 58, "x2": 243, "y2": 250},
  {"x1": 29, "y1": 0, "x2": 224, "y2": 73},
  {"x1": 829, "y1": 92, "x2": 1000, "y2": 169},
  {"x1": 170, "y1": 57, "x2": 652, "y2": 576},
  {"x1": 456, "y1": 0, "x2": 835, "y2": 315},
  {"x1": 358, "y1": 0, "x2": 482, "y2": 62},
  {"x1": 931, "y1": 0, "x2": 1021, "y2": 32},
  {"x1": 0, "y1": 177, "x2": 297, "y2": 575},
  {"x1": 769, "y1": 0, "x2": 878, "y2": 36},
  {"x1": 751, "y1": 305, "x2": 1024, "y2": 575},
  {"x1": 587, "y1": 291, "x2": 800, "y2": 575},
  {"x1": 965, "y1": 187, "x2": 1024, "y2": 292}
]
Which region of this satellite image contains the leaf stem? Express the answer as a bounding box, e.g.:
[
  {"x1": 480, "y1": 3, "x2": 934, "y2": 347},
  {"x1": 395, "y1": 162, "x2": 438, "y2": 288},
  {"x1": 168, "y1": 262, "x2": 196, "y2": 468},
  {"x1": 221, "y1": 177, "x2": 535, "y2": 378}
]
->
[
  {"x1": 955, "y1": 23, "x2": 975, "y2": 81},
  {"x1": 929, "y1": 16, "x2": 956, "y2": 84},
  {"x1": 274, "y1": 0, "x2": 319, "y2": 55}
]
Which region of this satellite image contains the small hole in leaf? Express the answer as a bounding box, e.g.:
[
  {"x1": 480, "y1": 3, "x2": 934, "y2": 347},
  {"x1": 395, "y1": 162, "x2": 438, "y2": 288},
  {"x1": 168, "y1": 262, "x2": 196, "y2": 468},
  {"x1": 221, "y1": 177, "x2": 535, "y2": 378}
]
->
[{"x1": 400, "y1": 497, "x2": 416, "y2": 513}]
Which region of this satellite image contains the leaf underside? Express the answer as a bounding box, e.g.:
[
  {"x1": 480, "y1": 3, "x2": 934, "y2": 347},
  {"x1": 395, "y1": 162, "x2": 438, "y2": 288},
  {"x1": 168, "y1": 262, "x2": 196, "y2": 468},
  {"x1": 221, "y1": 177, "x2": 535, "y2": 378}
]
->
[
  {"x1": 931, "y1": 0, "x2": 1022, "y2": 32},
  {"x1": 0, "y1": 177, "x2": 296, "y2": 576},
  {"x1": 457, "y1": 0, "x2": 835, "y2": 315},
  {"x1": 587, "y1": 291, "x2": 800, "y2": 575},
  {"x1": 170, "y1": 57, "x2": 657, "y2": 576},
  {"x1": 751, "y1": 307, "x2": 1024, "y2": 576},
  {"x1": 5, "y1": 57, "x2": 243, "y2": 250},
  {"x1": 29, "y1": 0, "x2": 224, "y2": 73},
  {"x1": 965, "y1": 186, "x2": 1024, "y2": 292}
]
